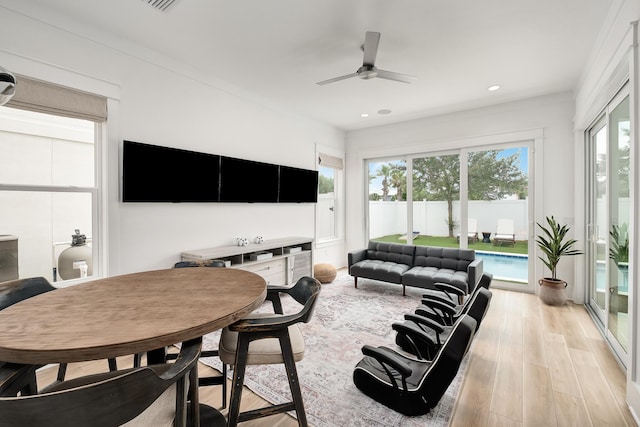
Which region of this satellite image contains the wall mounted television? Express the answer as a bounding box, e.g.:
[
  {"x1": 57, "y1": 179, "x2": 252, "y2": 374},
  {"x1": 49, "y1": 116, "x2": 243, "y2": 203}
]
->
[
  {"x1": 122, "y1": 140, "x2": 318, "y2": 203},
  {"x1": 278, "y1": 165, "x2": 319, "y2": 203},
  {"x1": 219, "y1": 156, "x2": 280, "y2": 203},
  {"x1": 122, "y1": 140, "x2": 220, "y2": 202}
]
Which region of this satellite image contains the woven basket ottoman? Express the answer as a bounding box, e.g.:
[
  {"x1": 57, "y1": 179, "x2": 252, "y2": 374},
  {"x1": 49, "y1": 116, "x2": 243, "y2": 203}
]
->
[{"x1": 314, "y1": 263, "x2": 337, "y2": 284}]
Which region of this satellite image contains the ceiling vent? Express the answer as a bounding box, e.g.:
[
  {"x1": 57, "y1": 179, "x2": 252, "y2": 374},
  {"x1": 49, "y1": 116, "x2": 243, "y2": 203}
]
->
[{"x1": 143, "y1": 0, "x2": 179, "y2": 12}]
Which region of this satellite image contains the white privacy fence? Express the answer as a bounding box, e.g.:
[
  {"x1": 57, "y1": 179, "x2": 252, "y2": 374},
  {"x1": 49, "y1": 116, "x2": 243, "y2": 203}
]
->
[{"x1": 369, "y1": 199, "x2": 530, "y2": 240}]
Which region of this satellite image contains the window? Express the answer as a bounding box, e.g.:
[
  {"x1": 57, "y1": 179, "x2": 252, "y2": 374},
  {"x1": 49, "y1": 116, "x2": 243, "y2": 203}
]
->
[
  {"x1": 0, "y1": 76, "x2": 106, "y2": 283},
  {"x1": 317, "y1": 152, "x2": 343, "y2": 243}
]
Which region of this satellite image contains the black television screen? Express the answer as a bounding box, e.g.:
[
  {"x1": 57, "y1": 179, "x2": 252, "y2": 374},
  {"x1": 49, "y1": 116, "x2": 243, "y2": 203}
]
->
[
  {"x1": 219, "y1": 156, "x2": 279, "y2": 203},
  {"x1": 278, "y1": 166, "x2": 318, "y2": 203},
  {"x1": 122, "y1": 140, "x2": 220, "y2": 202}
]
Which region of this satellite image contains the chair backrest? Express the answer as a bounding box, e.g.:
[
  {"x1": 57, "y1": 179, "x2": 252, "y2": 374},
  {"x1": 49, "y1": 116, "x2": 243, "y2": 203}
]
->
[
  {"x1": 174, "y1": 259, "x2": 226, "y2": 268},
  {"x1": 496, "y1": 219, "x2": 514, "y2": 235},
  {"x1": 286, "y1": 276, "x2": 322, "y2": 324},
  {"x1": 0, "y1": 338, "x2": 202, "y2": 427},
  {"x1": 0, "y1": 277, "x2": 55, "y2": 310},
  {"x1": 460, "y1": 287, "x2": 492, "y2": 330},
  {"x1": 467, "y1": 271, "x2": 493, "y2": 297},
  {"x1": 0, "y1": 277, "x2": 58, "y2": 396},
  {"x1": 419, "y1": 314, "x2": 476, "y2": 404}
]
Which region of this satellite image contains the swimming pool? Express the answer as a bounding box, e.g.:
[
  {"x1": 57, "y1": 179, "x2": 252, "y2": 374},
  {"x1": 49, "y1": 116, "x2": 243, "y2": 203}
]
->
[{"x1": 476, "y1": 251, "x2": 528, "y2": 282}]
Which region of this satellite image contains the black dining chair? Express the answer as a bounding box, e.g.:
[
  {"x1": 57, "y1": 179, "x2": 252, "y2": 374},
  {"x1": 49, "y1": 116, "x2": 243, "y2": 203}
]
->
[
  {"x1": 219, "y1": 276, "x2": 321, "y2": 427},
  {"x1": 0, "y1": 338, "x2": 226, "y2": 427},
  {"x1": 0, "y1": 276, "x2": 118, "y2": 393},
  {"x1": 0, "y1": 362, "x2": 37, "y2": 396},
  {"x1": 169, "y1": 259, "x2": 229, "y2": 408}
]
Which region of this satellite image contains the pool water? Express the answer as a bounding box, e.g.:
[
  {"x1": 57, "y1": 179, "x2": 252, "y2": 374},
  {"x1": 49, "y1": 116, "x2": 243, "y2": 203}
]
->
[{"x1": 476, "y1": 251, "x2": 528, "y2": 282}]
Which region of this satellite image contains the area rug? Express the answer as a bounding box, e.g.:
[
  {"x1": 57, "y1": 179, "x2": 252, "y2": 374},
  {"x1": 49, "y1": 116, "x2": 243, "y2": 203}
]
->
[{"x1": 200, "y1": 271, "x2": 468, "y2": 427}]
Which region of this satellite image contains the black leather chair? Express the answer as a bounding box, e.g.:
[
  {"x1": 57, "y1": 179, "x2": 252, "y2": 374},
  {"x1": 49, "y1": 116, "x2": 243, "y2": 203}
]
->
[
  {"x1": 420, "y1": 272, "x2": 493, "y2": 309},
  {"x1": 395, "y1": 287, "x2": 492, "y2": 359},
  {"x1": 219, "y1": 276, "x2": 321, "y2": 427},
  {"x1": 0, "y1": 338, "x2": 226, "y2": 427},
  {"x1": 353, "y1": 314, "x2": 477, "y2": 416},
  {"x1": 0, "y1": 362, "x2": 37, "y2": 396},
  {"x1": 168, "y1": 260, "x2": 229, "y2": 408},
  {"x1": 0, "y1": 276, "x2": 117, "y2": 393}
]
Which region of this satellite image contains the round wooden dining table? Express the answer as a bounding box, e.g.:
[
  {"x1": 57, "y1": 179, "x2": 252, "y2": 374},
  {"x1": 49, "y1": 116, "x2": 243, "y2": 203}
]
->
[{"x1": 0, "y1": 267, "x2": 266, "y2": 365}]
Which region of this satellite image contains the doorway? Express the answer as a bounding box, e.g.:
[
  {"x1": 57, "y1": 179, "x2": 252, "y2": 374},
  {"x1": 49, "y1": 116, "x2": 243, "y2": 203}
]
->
[{"x1": 586, "y1": 83, "x2": 630, "y2": 358}]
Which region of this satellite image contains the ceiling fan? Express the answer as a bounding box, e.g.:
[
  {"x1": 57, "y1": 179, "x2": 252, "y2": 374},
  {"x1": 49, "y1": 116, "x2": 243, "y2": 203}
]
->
[{"x1": 316, "y1": 31, "x2": 416, "y2": 86}]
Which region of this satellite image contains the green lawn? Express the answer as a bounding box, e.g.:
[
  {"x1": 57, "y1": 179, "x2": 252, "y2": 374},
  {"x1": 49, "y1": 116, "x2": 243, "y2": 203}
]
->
[{"x1": 373, "y1": 234, "x2": 529, "y2": 254}]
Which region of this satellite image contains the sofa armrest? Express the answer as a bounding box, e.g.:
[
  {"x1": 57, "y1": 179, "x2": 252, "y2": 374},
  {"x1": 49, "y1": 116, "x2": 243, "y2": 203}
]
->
[
  {"x1": 468, "y1": 258, "x2": 483, "y2": 291},
  {"x1": 348, "y1": 249, "x2": 367, "y2": 269}
]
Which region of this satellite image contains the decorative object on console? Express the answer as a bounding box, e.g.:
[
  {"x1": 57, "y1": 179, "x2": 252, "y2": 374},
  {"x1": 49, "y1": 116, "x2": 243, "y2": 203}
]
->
[
  {"x1": 58, "y1": 230, "x2": 92, "y2": 280},
  {"x1": 254, "y1": 236, "x2": 264, "y2": 244},
  {"x1": 236, "y1": 237, "x2": 249, "y2": 247}
]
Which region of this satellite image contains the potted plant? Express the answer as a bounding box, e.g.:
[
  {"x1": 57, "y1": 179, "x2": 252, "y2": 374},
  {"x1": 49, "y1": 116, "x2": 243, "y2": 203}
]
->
[{"x1": 536, "y1": 216, "x2": 583, "y2": 305}]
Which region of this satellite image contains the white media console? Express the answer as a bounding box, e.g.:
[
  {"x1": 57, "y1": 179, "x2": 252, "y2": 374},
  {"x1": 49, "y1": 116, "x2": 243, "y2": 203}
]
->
[{"x1": 180, "y1": 237, "x2": 313, "y2": 286}]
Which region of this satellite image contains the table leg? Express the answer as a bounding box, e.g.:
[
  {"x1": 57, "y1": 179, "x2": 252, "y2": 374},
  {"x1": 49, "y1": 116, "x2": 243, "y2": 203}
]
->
[{"x1": 189, "y1": 365, "x2": 200, "y2": 427}]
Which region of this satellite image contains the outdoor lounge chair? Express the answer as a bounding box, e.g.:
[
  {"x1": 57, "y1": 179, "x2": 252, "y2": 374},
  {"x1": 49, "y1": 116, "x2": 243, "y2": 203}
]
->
[
  {"x1": 456, "y1": 218, "x2": 478, "y2": 243},
  {"x1": 493, "y1": 218, "x2": 516, "y2": 246}
]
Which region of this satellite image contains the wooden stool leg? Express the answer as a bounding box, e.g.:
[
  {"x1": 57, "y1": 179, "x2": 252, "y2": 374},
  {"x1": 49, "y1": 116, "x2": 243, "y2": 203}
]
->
[
  {"x1": 227, "y1": 337, "x2": 250, "y2": 427},
  {"x1": 221, "y1": 362, "x2": 227, "y2": 409},
  {"x1": 279, "y1": 332, "x2": 308, "y2": 427}
]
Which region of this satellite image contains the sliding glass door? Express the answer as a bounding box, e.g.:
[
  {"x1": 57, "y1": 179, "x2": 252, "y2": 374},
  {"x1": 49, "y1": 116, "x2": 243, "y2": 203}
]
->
[
  {"x1": 586, "y1": 84, "x2": 630, "y2": 356},
  {"x1": 366, "y1": 143, "x2": 532, "y2": 291}
]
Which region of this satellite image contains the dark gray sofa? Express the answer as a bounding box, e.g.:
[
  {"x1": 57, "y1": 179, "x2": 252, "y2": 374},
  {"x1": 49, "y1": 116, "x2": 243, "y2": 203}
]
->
[{"x1": 348, "y1": 241, "x2": 483, "y2": 296}]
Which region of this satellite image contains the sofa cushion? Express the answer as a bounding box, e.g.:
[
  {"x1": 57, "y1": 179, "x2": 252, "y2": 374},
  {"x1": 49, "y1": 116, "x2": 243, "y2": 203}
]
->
[
  {"x1": 349, "y1": 259, "x2": 410, "y2": 284},
  {"x1": 413, "y1": 246, "x2": 475, "y2": 271},
  {"x1": 365, "y1": 241, "x2": 415, "y2": 266}
]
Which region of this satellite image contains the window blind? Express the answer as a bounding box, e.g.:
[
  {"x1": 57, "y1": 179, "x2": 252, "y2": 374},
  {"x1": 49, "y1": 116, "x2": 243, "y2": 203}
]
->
[
  {"x1": 318, "y1": 152, "x2": 343, "y2": 170},
  {"x1": 7, "y1": 75, "x2": 107, "y2": 122}
]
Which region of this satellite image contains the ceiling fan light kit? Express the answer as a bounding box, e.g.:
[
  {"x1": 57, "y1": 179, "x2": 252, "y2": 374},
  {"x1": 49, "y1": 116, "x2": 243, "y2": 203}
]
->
[{"x1": 316, "y1": 31, "x2": 416, "y2": 86}]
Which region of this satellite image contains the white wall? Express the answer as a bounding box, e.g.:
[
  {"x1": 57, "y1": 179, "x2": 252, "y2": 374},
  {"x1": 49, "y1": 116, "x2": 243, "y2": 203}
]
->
[
  {"x1": 572, "y1": 0, "x2": 640, "y2": 420},
  {"x1": 0, "y1": 4, "x2": 346, "y2": 275}
]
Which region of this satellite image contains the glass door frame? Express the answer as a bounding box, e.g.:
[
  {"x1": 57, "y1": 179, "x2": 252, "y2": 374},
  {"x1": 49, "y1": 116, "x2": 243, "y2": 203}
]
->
[{"x1": 585, "y1": 82, "x2": 631, "y2": 362}]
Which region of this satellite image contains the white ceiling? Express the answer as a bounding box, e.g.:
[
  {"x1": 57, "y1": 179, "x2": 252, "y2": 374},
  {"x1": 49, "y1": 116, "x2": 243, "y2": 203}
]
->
[{"x1": 9, "y1": 0, "x2": 613, "y2": 131}]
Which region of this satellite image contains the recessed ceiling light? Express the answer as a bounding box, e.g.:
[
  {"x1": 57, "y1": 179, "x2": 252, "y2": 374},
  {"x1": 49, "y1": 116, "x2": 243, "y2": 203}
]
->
[
  {"x1": 361, "y1": 113, "x2": 369, "y2": 118},
  {"x1": 488, "y1": 85, "x2": 501, "y2": 91},
  {"x1": 377, "y1": 109, "x2": 392, "y2": 115}
]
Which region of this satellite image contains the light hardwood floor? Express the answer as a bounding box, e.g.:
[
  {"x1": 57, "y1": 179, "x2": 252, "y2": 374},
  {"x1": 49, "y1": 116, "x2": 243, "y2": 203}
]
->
[{"x1": 36, "y1": 288, "x2": 637, "y2": 426}]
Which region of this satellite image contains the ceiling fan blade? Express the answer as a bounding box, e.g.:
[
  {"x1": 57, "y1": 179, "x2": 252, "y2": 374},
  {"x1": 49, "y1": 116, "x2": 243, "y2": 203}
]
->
[
  {"x1": 362, "y1": 31, "x2": 380, "y2": 66},
  {"x1": 316, "y1": 73, "x2": 358, "y2": 86},
  {"x1": 375, "y1": 69, "x2": 416, "y2": 84}
]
